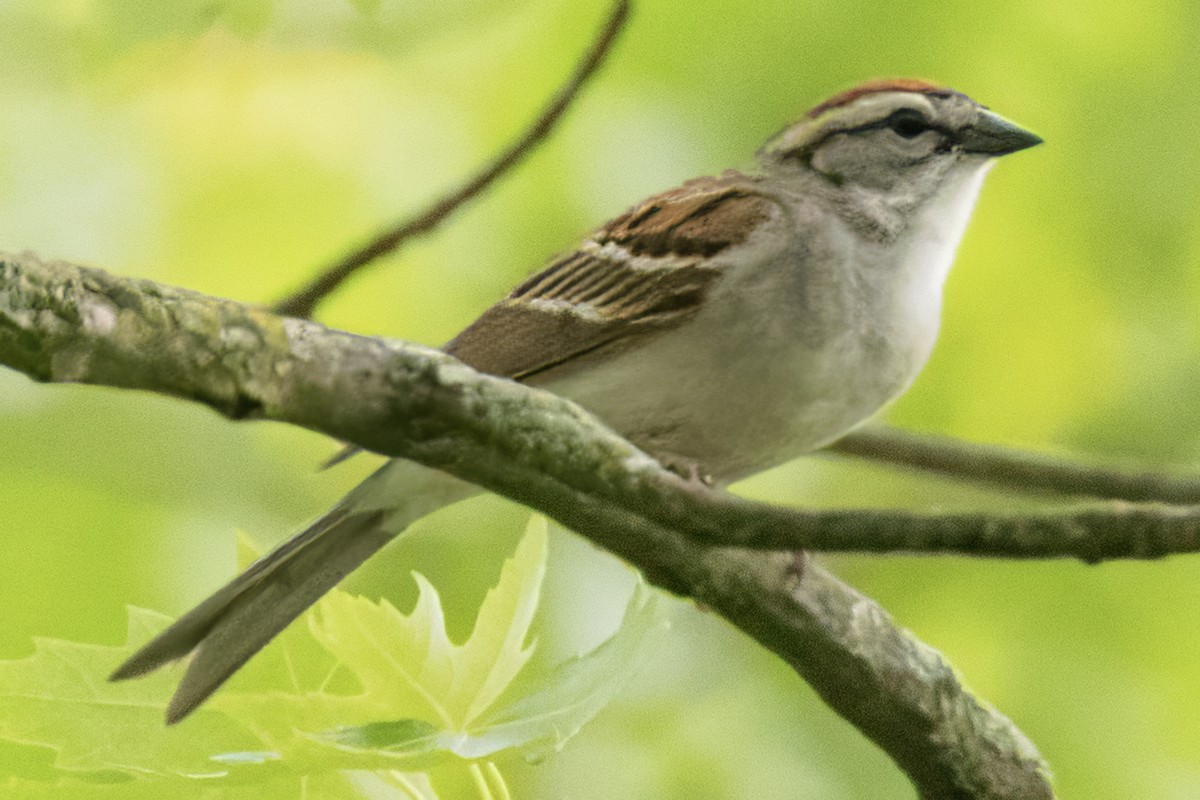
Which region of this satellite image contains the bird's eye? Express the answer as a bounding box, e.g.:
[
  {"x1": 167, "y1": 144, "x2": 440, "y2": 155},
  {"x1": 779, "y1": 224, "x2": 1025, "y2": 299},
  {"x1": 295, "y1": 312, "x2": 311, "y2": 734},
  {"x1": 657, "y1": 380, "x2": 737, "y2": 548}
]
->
[{"x1": 886, "y1": 109, "x2": 931, "y2": 139}]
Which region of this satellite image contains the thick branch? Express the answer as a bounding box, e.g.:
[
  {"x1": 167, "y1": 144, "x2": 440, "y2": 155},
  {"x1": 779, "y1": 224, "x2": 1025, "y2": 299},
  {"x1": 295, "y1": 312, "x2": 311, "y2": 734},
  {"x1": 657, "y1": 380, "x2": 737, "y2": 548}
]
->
[
  {"x1": 834, "y1": 425, "x2": 1200, "y2": 504},
  {"x1": 0, "y1": 251, "x2": 1058, "y2": 798},
  {"x1": 5, "y1": 256, "x2": 1194, "y2": 564},
  {"x1": 704, "y1": 556, "x2": 1050, "y2": 800},
  {"x1": 271, "y1": 0, "x2": 630, "y2": 319}
]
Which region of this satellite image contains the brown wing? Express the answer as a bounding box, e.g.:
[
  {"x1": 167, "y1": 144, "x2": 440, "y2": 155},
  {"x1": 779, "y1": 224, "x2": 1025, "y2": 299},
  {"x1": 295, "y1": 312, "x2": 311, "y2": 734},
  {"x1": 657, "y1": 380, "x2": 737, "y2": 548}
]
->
[{"x1": 447, "y1": 172, "x2": 777, "y2": 380}]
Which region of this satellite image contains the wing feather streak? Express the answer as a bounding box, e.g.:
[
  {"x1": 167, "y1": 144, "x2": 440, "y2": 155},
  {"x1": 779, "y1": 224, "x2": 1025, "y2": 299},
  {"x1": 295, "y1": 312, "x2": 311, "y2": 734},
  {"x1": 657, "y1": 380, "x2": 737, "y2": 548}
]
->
[{"x1": 448, "y1": 173, "x2": 777, "y2": 380}]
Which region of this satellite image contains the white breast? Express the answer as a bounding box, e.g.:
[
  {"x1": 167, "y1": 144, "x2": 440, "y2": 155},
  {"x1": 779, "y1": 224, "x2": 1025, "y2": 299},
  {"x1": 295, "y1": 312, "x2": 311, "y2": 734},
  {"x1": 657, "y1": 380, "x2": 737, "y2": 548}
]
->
[{"x1": 537, "y1": 162, "x2": 993, "y2": 483}]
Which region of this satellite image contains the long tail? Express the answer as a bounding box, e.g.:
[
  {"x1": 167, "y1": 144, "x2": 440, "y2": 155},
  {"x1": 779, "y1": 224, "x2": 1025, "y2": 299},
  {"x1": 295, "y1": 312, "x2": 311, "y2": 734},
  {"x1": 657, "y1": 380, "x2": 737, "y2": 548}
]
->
[{"x1": 109, "y1": 459, "x2": 478, "y2": 724}]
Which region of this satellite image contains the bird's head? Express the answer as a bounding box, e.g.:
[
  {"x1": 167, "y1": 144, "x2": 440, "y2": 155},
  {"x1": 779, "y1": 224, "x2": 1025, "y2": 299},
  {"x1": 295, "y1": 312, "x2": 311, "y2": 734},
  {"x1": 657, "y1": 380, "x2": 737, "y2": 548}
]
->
[{"x1": 760, "y1": 79, "x2": 1041, "y2": 201}]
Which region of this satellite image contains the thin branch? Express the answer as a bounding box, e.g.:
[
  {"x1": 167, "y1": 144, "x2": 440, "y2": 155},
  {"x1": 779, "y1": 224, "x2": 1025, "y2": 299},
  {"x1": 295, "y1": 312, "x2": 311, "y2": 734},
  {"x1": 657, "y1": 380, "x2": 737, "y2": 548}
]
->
[
  {"x1": 832, "y1": 425, "x2": 1200, "y2": 504},
  {"x1": 682, "y1": 497, "x2": 1200, "y2": 561},
  {"x1": 0, "y1": 251, "x2": 1054, "y2": 798},
  {"x1": 271, "y1": 0, "x2": 631, "y2": 319}
]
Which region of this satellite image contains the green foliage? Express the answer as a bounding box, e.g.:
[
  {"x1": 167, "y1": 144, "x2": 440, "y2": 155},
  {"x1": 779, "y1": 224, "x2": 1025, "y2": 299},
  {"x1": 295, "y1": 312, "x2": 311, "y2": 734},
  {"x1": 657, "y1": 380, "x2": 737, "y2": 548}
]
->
[
  {"x1": 92, "y1": 0, "x2": 276, "y2": 40},
  {"x1": 0, "y1": 608, "x2": 258, "y2": 778},
  {"x1": 2, "y1": 0, "x2": 1200, "y2": 796},
  {"x1": 0, "y1": 517, "x2": 666, "y2": 797}
]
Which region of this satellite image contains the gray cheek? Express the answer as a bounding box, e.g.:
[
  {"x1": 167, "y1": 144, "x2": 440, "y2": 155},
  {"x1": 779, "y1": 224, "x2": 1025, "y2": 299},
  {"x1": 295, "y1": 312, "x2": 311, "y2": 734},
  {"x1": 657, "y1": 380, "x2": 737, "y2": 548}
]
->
[{"x1": 814, "y1": 133, "x2": 909, "y2": 190}]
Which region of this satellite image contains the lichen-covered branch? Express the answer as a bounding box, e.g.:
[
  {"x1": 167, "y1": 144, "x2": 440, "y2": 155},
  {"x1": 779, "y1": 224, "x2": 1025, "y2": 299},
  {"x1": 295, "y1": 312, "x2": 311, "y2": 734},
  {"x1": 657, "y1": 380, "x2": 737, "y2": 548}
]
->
[
  {"x1": 833, "y1": 425, "x2": 1200, "y2": 504},
  {"x1": 5, "y1": 253, "x2": 1196, "y2": 565},
  {"x1": 701, "y1": 555, "x2": 1051, "y2": 800},
  {"x1": 0, "y1": 250, "x2": 1066, "y2": 797}
]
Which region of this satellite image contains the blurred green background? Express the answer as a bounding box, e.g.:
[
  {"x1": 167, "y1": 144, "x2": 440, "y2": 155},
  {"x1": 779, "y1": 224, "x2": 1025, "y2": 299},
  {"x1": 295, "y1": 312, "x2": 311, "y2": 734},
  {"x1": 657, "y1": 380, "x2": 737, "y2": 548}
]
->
[{"x1": 2, "y1": 0, "x2": 1199, "y2": 796}]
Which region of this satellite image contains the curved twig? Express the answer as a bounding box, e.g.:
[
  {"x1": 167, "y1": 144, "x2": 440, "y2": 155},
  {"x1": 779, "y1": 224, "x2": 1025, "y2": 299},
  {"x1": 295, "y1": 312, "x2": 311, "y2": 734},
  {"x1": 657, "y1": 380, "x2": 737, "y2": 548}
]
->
[{"x1": 271, "y1": 0, "x2": 631, "y2": 319}]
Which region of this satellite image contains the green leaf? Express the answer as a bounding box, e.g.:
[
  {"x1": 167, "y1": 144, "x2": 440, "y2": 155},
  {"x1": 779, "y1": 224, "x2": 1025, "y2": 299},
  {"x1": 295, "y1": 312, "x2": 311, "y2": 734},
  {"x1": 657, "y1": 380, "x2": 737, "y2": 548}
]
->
[
  {"x1": 0, "y1": 608, "x2": 260, "y2": 779},
  {"x1": 0, "y1": 516, "x2": 655, "y2": 788},
  {"x1": 447, "y1": 515, "x2": 547, "y2": 727},
  {"x1": 318, "y1": 719, "x2": 443, "y2": 752},
  {"x1": 312, "y1": 570, "x2": 668, "y2": 763},
  {"x1": 465, "y1": 583, "x2": 667, "y2": 760},
  {"x1": 302, "y1": 516, "x2": 548, "y2": 734},
  {"x1": 302, "y1": 577, "x2": 460, "y2": 730}
]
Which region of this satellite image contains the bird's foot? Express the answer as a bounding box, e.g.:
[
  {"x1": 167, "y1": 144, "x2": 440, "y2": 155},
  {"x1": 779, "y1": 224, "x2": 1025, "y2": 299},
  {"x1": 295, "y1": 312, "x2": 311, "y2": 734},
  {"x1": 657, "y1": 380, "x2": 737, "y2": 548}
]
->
[
  {"x1": 787, "y1": 550, "x2": 810, "y2": 582},
  {"x1": 662, "y1": 456, "x2": 714, "y2": 489}
]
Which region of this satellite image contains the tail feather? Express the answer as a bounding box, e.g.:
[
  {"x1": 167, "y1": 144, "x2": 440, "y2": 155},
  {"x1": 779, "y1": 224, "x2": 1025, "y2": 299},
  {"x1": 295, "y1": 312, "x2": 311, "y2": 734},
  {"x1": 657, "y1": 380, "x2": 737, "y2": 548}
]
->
[
  {"x1": 109, "y1": 459, "x2": 478, "y2": 723},
  {"x1": 164, "y1": 508, "x2": 389, "y2": 723},
  {"x1": 108, "y1": 507, "x2": 358, "y2": 682}
]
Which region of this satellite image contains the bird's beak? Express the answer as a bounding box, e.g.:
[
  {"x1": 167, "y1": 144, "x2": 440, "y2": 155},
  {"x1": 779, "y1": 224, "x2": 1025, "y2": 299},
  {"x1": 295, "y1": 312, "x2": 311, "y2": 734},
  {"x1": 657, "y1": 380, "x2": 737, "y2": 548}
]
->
[{"x1": 959, "y1": 110, "x2": 1043, "y2": 156}]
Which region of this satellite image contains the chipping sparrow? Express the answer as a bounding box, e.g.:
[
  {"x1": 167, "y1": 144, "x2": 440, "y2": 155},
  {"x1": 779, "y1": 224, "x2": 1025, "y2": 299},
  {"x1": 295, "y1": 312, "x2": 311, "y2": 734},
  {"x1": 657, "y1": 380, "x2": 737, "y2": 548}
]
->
[{"x1": 112, "y1": 79, "x2": 1041, "y2": 722}]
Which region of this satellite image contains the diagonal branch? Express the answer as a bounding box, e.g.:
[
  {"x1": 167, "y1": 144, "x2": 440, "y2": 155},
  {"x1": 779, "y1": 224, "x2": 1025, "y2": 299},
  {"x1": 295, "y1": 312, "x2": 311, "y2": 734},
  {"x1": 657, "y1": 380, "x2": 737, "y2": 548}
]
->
[
  {"x1": 271, "y1": 0, "x2": 631, "y2": 319},
  {"x1": 704, "y1": 555, "x2": 1051, "y2": 800},
  {"x1": 0, "y1": 250, "x2": 1055, "y2": 799},
  {"x1": 3, "y1": 253, "x2": 1197, "y2": 567},
  {"x1": 833, "y1": 425, "x2": 1200, "y2": 504}
]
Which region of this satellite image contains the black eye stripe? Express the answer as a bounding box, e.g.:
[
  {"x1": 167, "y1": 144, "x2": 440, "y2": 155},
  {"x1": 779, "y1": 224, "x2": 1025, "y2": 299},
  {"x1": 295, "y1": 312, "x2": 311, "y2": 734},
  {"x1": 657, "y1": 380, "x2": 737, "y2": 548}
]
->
[
  {"x1": 777, "y1": 109, "x2": 957, "y2": 162},
  {"x1": 840, "y1": 109, "x2": 954, "y2": 140}
]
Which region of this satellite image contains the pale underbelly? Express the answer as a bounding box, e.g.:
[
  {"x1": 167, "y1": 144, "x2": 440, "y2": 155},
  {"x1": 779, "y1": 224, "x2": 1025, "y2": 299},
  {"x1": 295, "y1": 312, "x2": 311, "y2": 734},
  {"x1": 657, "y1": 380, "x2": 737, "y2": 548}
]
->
[{"x1": 531, "y1": 320, "x2": 925, "y2": 483}]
